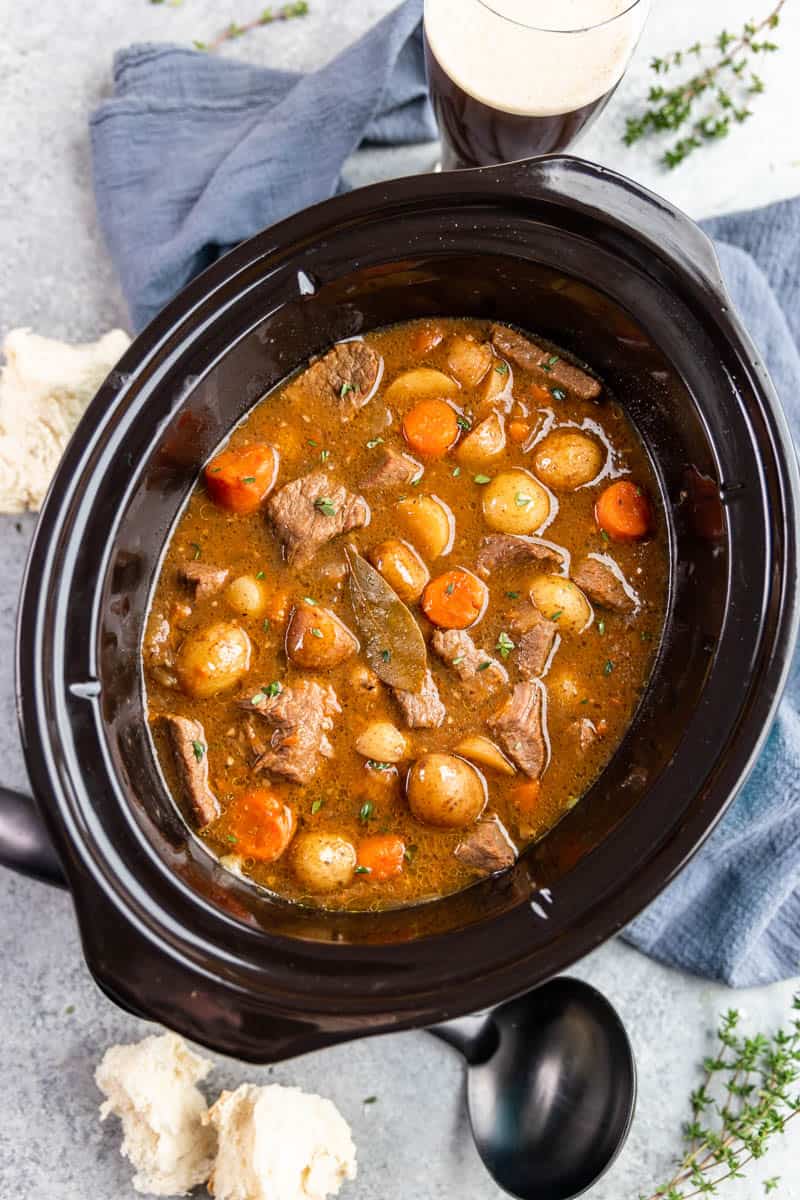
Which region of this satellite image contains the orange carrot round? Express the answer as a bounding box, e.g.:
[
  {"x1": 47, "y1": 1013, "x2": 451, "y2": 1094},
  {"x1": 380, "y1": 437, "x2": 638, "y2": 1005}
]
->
[
  {"x1": 508, "y1": 420, "x2": 531, "y2": 445},
  {"x1": 511, "y1": 779, "x2": 541, "y2": 819},
  {"x1": 402, "y1": 398, "x2": 460, "y2": 457},
  {"x1": 205, "y1": 442, "x2": 278, "y2": 514},
  {"x1": 357, "y1": 834, "x2": 405, "y2": 881},
  {"x1": 595, "y1": 480, "x2": 651, "y2": 541},
  {"x1": 421, "y1": 568, "x2": 488, "y2": 629},
  {"x1": 410, "y1": 323, "x2": 445, "y2": 356},
  {"x1": 224, "y1": 788, "x2": 295, "y2": 861}
]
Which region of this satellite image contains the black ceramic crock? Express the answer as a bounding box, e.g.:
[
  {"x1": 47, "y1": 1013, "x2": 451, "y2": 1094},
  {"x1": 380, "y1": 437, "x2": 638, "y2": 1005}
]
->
[{"x1": 3, "y1": 156, "x2": 798, "y2": 1062}]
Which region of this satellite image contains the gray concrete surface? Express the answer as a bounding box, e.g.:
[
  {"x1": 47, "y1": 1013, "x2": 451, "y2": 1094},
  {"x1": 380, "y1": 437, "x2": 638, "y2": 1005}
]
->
[{"x1": 1, "y1": 1, "x2": 799, "y2": 1197}]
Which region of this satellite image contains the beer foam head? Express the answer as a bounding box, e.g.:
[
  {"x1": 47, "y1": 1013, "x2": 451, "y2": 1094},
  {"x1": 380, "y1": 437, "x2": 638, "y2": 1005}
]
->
[{"x1": 425, "y1": 0, "x2": 650, "y2": 117}]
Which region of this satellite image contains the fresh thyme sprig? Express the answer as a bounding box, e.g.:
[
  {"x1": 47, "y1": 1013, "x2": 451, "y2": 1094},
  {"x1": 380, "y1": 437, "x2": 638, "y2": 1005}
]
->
[
  {"x1": 623, "y1": 1, "x2": 785, "y2": 168},
  {"x1": 641, "y1": 992, "x2": 800, "y2": 1199},
  {"x1": 193, "y1": 2, "x2": 310, "y2": 52}
]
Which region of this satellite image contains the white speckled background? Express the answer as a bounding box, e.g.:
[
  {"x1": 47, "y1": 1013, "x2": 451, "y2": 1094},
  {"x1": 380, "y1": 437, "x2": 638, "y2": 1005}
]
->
[{"x1": 0, "y1": 1, "x2": 798, "y2": 1197}]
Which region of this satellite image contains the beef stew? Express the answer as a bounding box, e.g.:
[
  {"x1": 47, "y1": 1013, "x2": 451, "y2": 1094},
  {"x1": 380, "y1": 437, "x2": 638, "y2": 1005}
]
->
[{"x1": 145, "y1": 318, "x2": 667, "y2": 911}]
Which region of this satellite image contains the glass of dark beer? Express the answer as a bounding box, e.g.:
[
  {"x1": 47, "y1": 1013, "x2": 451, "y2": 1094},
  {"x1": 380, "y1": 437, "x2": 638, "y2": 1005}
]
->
[{"x1": 424, "y1": 0, "x2": 651, "y2": 171}]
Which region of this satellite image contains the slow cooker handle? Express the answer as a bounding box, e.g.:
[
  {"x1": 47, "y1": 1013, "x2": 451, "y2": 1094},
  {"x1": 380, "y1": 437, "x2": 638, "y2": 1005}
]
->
[{"x1": 0, "y1": 786, "x2": 67, "y2": 887}]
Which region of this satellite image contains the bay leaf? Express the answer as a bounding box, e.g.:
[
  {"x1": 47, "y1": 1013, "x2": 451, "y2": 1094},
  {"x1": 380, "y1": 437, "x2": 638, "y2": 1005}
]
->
[{"x1": 345, "y1": 548, "x2": 427, "y2": 692}]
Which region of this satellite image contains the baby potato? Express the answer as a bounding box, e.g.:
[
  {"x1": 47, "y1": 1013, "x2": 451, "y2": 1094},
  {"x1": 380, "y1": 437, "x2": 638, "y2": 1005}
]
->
[
  {"x1": 291, "y1": 832, "x2": 357, "y2": 893},
  {"x1": 406, "y1": 752, "x2": 487, "y2": 828},
  {"x1": 383, "y1": 368, "x2": 459, "y2": 408},
  {"x1": 532, "y1": 428, "x2": 604, "y2": 491},
  {"x1": 444, "y1": 335, "x2": 493, "y2": 387},
  {"x1": 456, "y1": 412, "x2": 506, "y2": 469},
  {"x1": 175, "y1": 622, "x2": 252, "y2": 698},
  {"x1": 355, "y1": 720, "x2": 409, "y2": 763},
  {"x1": 368, "y1": 539, "x2": 430, "y2": 603},
  {"x1": 225, "y1": 574, "x2": 268, "y2": 618},
  {"x1": 396, "y1": 494, "x2": 455, "y2": 560},
  {"x1": 480, "y1": 361, "x2": 512, "y2": 408},
  {"x1": 285, "y1": 604, "x2": 358, "y2": 669},
  {"x1": 529, "y1": 574, "x2": 593, "y2": 634},
  {"x1": 482, "y1": 469, "x2": 552, "y2": 535}
]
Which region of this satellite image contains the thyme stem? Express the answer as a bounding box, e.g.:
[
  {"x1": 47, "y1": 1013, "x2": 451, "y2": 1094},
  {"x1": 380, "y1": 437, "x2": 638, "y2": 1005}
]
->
[{"x1": 194, "y1": 2, "x2": 309, "y2": 52}]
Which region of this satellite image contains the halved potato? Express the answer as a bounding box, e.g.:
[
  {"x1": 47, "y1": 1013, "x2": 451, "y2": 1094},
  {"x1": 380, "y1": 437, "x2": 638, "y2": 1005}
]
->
[
  {"x1": 383, "y1": 368, "x2": 458, "y2": 409},
  {"x1": 445, "y1": 336, "x2": 493, "y2": 387},
  {"x1": 225, "y1": 574, "x2": 268, "y2": 618},
  {"x1": 175, "y1": 622, "x2": 252, "y2": 698},
  {"x1": 529, "y1": 575, "x2": 592, "y2": 634},
  {"x1": 480, "y1": 360, "x2": 512, "y2": 408},
  {"x1": 532, "y1": 428, "x2": 604, "y2": 491},
  {"x1": 396, "y1": 494, "x2": 455, "y2": 560},
  {"x1": 355, "y1": 721, "x2": 409, "y2": 763},
  {"x1": 456, "y1": 412, "x2": 506, "y2": 468},
  {"x1": 455, "y1": 735, "x2": 516, "y2": 776},
  {"x1": 368, "y1": 539, "x2": 430, "y2": 603},
  {"x1": 482, "y1": 469, "x2": 552, "y2": 535}
]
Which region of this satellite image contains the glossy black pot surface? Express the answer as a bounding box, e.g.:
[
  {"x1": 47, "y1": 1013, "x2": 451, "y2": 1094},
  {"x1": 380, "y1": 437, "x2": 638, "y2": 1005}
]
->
[{"x1": 14, "y1": 157, "x2": 800, "y2": 1061}]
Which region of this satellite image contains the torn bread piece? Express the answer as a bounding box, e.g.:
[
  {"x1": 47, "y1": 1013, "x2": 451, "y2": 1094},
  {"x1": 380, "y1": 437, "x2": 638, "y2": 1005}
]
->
[
  {"x1": 96, "y1": 1032, "x2": 215, "y2": 1196},
  {"x1": 206, "y1": 1083, "x2": 357, "y2": 1200}
]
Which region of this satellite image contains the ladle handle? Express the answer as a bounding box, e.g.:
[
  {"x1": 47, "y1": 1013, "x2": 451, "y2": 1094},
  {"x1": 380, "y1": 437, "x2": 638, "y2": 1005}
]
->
[
  {"x1": 428, "y1": 1013, "x2": 498, "y2": 1065},
  {"x1": 0, "y1": 786, "x2": 67, "y2": 887}
]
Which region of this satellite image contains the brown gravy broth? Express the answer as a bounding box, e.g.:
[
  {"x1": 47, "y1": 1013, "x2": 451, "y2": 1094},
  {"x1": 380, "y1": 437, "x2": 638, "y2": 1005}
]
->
[{"x1": 145, "y1": 318, "x2": 667, "y2": 911}]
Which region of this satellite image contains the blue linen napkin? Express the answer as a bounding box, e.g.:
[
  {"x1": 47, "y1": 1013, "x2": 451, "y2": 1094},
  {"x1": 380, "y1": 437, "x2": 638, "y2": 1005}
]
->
[{"x1": 89, "y1": 0, "x2": 800, "y2": 987}]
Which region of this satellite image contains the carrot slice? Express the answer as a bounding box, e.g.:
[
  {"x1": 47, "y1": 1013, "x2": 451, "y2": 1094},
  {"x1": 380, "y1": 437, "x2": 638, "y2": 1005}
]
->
[
  {"x1": 421, "y1": 569, "x2": 488, "y2": 629},
  {"x1": 357, "y1": 834, "x2": 405, "y2": 881},
  {"x1": 595, "y1": 480, "x2": 651, "y2": 542},
  {"x1": 508, "y1": 420, "x2": 531, "y2": 445},
  {"x1": 410, "y1": 323, "x2": 445, "y2": 356},
  {"x1": 402, "y1": 398, "x2": 460, "y2": 457},
  {"x1": 511, "y1": 779, "x2": 541, "y2": 819},
  {"x1": 224, "y1": 788, "x2": 295, "y2": 861},
  {"x1": 205, "y1": 442, "x2": 278, "y2": 514}
]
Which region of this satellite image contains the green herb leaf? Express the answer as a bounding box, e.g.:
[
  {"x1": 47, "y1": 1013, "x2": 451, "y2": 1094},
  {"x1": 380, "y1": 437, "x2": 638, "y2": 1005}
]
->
[
  {"x1": 452, "y1": 466, "x2": 461, "y2": 477},
  {"x1": 340, "y1": 382, "x2": 354, "y2": 399},
  {"x1": 550, "y1": 386, "x2": 567, "y2": 401},
  {"x1": 540, "y1": 354, "x2": 560, "y2": 372},
  {"x1": 320, "y1": 449, "x2": 330, "y2": 463},
  {"x1": 603, "y1": 659, "x2": 615, "y2": 676},
  {"x1": 477, "y1": 660, "x2": 492, "y2": 671},
  {"x1": 451, "y1": 655, "x2": 465, "y2": 666},
  {"x1": 381, "y1": 648, "x2": 392, "y2": 663},
  {"x1": 404, "y1": 844, "x2": 418, "y2": 864},
  {"x1": 354, "y1": 864, "x2": 371, "y2": 874},
  {"x1": 304, "y1": 596, "x2": 318, "y2": 606},
  {"x1": 226, "y1": 834, "x2": 238, "y2": 844},
  {"x1": 366, "y1": 437, "x2": 384, "y2": 449},
  {"x1": 506, "y1": 590, "x2": 520, "y2": 599},
  {"x1": 363, "y1": 1095, "x2": 378, "y2": 1105},
  {"x1": 597, "y1": 620, "x2": 606, "y2": 635},
  {"x1": 191, "y1": 740, "x2": 205, "y2": 762},
  {"x1": 311, "y1": 799, "x2": 324, "y2": 814},
  {"x1": 359, "y1": 801, "x2": 374, "y2": 822},
  {"x1": 495, "y1": 631, "x2": 515, "y2": 658},
  {"x1": 515, "y1": 491, "x2": 532, "y2": 508},
  {"x1": 307, "y1": 438, "x2": 318, "y2": 447},
  {"x1": 550, "y1": 610, "x2": 563, "y2": 621},
  {"x1": 314, "y1": 497, "x2": 336, "y2": 517},
  {"x1": 190, "y1": 542, "x2": 202, "y2": 560},
  {"x1": 365, "y1": 760, "x2": 392, "y2": 772},
  {"x1": 256, "y1": 570, "x2": 265, "y2": 580},
  {"x1": 263, "y1": 618, "x2": 271, "y2": 632},
  {"x1": 474, "y1": 474, "x2": 491, "y2": 485},
  {"x1": 311, "y1": 627, "x2": 324, "y2": 639},
  {"x1": 457, "y1": 415, "x2": 472, "y2": 432},
  {"x1": 495, "y1": 361, "x2": 509, "y2": 375},
  {"x1": 262, "y1": 681, "x2": 282, "y2": 697},
  {"x1": 445, "y1": 582, "x2": 455, "y2": 595}
]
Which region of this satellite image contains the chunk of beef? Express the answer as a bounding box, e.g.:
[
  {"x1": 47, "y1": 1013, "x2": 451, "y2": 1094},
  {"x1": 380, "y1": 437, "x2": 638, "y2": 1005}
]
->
[
  {"x1": 488, "y1": 680, "x2": 549, "y2": 778},
  {"x1": 298, "y1": 340, "x2": 382, "y2": 420},
  {"x1": 393, "y1": 668, "x2": 446, "y2": 729},
  {"x1": 476, "y1": 534, "x2": 566, "y2": 578},
  {"x1": 179, "y1": 561, "x2": 230, "y2": 600},
  {"x1": 266, "y1": 471, "x2": 369, "y2": 568},
  {"x1": 509, "y1": 605, "x2": 559, "y2": 677},
  {"x1": 455, "y1": 816, "x2": 518, "y2": 875},
  {"x1": 244, "y1": 680, "x2": 340, "y2": 785},
  {"x1": 162, "y1": 714, "x2": 219, "y2": 828},
  {"x1": 573, "y1": 717, "x2": 600, "y2": 752},
  {"x1": 361, "y1": 447, "x2": 421, "y2": 490},
  {"x1": 430, "y1": 629, "x2": 507, "y2": 694},
  {"x1": 490, "y1": 324, "x2": 601, "y2": 401},
  {"x1": 571, "y1": 554, "x2": 638, "y2": 613}
]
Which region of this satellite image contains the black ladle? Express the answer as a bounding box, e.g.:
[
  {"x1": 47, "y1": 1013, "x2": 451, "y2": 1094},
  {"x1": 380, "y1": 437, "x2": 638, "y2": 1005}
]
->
[{"x1": 429, "y1": 976, "x2": 636, "y2": 1200}]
